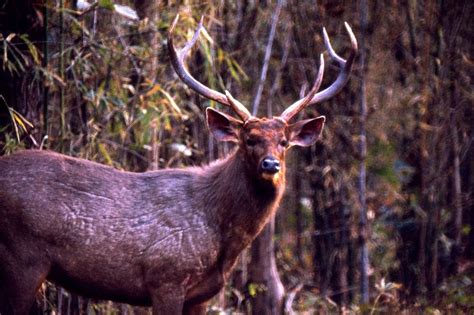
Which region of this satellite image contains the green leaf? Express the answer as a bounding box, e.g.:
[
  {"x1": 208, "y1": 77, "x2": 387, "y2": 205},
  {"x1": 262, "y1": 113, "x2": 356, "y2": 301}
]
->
[
  {"x1": 98, "y1": 0, "x2": 115, "y2": 10},
  {"x1": 98, "y1": 142, "x2": 113, "y2": 166},
  {"x1": 20, "y1": 34, "x2": 40, "y2": 65},
  {"x1": 462, "y1": 225, "x2": 471, "y2": 236},
  {"x1": 248, "y1": 283, "x2": 258, "y2": 297}
]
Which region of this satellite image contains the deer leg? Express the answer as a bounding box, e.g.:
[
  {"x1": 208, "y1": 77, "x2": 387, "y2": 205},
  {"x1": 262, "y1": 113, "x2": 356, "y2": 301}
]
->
[
  {"x1": 149, "y1": 283, "x2": 186, "y2": 315},
  {"x1": 0, "y1": 248, "x2": 50, "y2": 315},
  {"x1": 183, "y1": 302, "x2": 207, "y2": 315}
]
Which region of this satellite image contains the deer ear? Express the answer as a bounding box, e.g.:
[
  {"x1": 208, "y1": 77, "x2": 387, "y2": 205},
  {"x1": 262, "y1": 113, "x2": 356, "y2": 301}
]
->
[
  {"x1": 206, "y1": 107, "x2": 242, "y2": 143},
  {"x1": 288, "y1": 116, "x2": 325, "y2": 147}
]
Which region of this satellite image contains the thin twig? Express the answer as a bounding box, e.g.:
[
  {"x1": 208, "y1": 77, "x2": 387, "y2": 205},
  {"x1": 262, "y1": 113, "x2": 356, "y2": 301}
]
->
[
  {"x1": 266, "y1": 29, "x2": 291, "y2": 117},
  {"x1": 283, "y1": 283, "x2": 303, "y2": 315},
  {"x1": 42, "y1": 3, "x2": 50, "y2": 140},
  {"x1": 59, "y1": 0, "x2": 66, "y2": 139},
  {"x1": 251, "y1": 0, "x2": 285, "y2": 116}
]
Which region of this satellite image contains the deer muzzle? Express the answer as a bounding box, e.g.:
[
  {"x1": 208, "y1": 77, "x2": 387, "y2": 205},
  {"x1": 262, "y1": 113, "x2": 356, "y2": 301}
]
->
[{"x1": 260, "y1": 156, "x2": 281, "y2": 175}]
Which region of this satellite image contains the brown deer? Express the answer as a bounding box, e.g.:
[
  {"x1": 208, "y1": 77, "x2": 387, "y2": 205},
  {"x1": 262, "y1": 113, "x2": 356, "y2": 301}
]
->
[{"x1": 0, "y1": 16, "x2": 357, "y2": 315}]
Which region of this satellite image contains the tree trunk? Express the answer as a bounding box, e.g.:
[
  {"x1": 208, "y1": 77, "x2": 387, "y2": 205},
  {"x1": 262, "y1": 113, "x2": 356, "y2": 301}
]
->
[
  {"x1": 293, "y1": 153, "x2": 304, "y2": 266},
  {"x1": 422, "y1": 0, "x2": 437, "y2": 294},
  {"x1": 451, "y1": 115, "x2": 462, "y2": 270},
  {"x1": 358, "y1": 0, "x2": 370, "y2": 304},
  {"x1": 248, "y1": 218, "x2": 285, "y2": 315},
  {"x1": 133, "y1": 0, "x2": 159, "y2": 83}
]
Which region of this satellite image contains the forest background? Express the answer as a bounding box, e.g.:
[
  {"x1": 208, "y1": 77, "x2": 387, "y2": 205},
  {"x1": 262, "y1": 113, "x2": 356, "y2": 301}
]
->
[{"x1": 0, "y1": 0, "x2": 472, "y2": 314}]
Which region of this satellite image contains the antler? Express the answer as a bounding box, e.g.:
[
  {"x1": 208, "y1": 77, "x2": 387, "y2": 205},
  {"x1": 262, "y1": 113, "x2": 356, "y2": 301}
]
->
[
  {"x1": 279, "y1": 22, "x2": 358, "y2": 122},
  {"x1": 168, "y1": 15, "x2": 252, "y2": 122}
]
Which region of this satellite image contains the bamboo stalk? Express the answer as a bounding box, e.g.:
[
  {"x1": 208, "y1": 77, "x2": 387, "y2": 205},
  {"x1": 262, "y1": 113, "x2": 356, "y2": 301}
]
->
[
  {"x1": 42, "y1": 1, "x2": 50, "y2": 140},
  {"x1": 59, "y1": 0, "x2": 66, "y2": 140},
  {"x1": 358, "y1": 0, "x2": 370, "y2": 304}
]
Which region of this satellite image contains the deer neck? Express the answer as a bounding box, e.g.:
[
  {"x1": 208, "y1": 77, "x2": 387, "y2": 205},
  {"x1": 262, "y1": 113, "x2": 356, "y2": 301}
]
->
[{"x1": 197, "y1": 150, "x2": 285, "y2": 269}]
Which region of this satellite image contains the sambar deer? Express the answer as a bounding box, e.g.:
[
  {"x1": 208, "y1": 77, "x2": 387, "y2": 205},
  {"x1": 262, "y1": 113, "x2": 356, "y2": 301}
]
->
[{"x1": 0, "y1": 15, "x2": 357, "y2": 315}]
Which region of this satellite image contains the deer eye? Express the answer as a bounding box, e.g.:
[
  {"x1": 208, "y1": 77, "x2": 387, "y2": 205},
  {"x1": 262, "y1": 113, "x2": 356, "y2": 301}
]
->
[
  {"x1": 280, "y1": 139, "x2": 289, "y2": 147},
  {"x1": 246, "y1": 138, "x2": 258, "y2": 146}
]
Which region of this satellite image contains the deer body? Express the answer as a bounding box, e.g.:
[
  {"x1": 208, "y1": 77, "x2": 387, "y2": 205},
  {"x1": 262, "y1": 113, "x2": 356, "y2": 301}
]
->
[
  {"x1": 0, "y1": 15, "x2": 356, "y2": 315},
  {"x1": 0, "y1": 146, "x2": 283, "y2": 313}
]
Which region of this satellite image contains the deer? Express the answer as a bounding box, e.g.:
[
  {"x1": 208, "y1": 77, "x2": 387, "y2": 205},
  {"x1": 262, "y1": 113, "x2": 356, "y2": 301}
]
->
[{"x1": 0, "y1": 15, "x2": 357, "y2": 315}]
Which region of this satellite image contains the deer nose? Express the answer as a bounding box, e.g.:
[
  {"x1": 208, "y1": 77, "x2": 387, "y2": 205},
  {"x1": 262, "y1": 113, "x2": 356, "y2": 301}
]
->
[{"x1": 260, "y1": 157, "x2": 281, "y2": 174}]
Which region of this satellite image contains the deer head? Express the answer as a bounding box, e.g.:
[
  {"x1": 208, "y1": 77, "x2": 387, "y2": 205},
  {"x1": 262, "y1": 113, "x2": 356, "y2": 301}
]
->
[{"x1": 168, "y1": 15, "x2": 357, "y2": 184}]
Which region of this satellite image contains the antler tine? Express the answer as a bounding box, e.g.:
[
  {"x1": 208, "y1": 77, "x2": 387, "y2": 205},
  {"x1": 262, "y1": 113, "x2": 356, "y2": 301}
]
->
[
  {"x1": 168, "y1": 15, "x2": 252, "y2": 122},
  {"x1": 280, "y1": 23, "x2": 358, "y2": 122},
  {"x1": 224, "y1": 90, "x2": 254, "y2": 121},
  {"x1": 279, "y1": 54, "x2": 325, "y2": 122}
]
